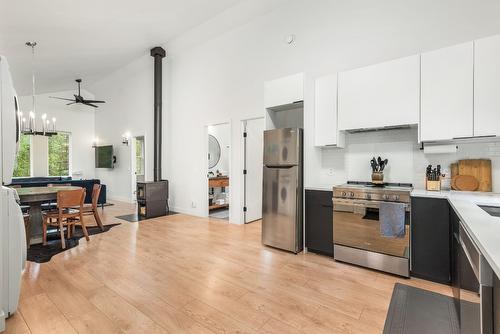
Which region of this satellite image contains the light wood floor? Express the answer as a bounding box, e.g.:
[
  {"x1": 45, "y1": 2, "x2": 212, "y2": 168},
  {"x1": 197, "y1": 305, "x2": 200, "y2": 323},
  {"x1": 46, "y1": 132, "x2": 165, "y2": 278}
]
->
[{"x1": 5, "y1": 201, "x2": 451, "y2": 334}]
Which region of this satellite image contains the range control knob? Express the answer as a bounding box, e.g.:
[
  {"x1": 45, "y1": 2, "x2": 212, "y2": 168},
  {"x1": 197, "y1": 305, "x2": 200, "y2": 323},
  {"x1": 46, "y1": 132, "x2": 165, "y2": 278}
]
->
[
  {"x1": 349, "y1": 192, "x2": 355, "y2": 198},
  {"x1": 393, "y1": 195, "x2": 400, "y2": 201},
  {"x1": 341, "y1": 191, "x2": 347, "y2": 197},
  {"x1": 383, "y1": 194, "x2": 389, "y2": 200},
  {"x1": 365, "y1": 193, "x2": 371, "y2": 200}
]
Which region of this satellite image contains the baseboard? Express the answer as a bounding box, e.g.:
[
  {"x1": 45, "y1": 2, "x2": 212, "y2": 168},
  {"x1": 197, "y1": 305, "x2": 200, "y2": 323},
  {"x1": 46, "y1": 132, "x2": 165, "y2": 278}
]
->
[{"x1": 107, "y1": 195, "x2": 135, "y2": 204}]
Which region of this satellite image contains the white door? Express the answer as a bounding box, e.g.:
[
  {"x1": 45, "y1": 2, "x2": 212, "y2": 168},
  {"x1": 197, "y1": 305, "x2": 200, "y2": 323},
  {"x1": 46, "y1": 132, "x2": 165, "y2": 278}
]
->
[
  {"x1": 474, "y1": 34, "x2": 500, "y2": 137},
  {"x1": 337, "y1": 54, "x2": 420, "y2": 131},
  {"x1": 264, "y1": 73, "x2": 304, "y2": 109},
  {"x1": 420, "y1": 42, "x2": 474, "y2": 142},
  {"x1": 314, "y1": 74, "x2": 344, "y2": 147},
  {"x1": 244, "y1": 118, "x2": 264, "y2": 223}
]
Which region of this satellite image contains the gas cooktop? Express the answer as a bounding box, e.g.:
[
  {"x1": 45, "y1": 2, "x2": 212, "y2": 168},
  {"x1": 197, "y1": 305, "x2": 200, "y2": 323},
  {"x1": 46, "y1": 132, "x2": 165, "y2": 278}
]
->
[{"x1": 333, "y1": 181, "x2": 413, "y2": 203}]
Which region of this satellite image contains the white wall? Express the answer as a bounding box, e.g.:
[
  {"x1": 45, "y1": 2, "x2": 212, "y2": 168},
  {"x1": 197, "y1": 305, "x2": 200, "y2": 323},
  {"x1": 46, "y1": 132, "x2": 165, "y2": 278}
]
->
[
  {"x1": 320, "y1": 128, "x2": 500, "y2": 192},
  {"x1": 90, "y1": 54, "x2": 168, "y2": 202},
  {"x1": 18, "y1": 90, "x2": 96, "y2": 179},
  {"x1": 163, "y1": 0, "x2": 500, "y2": 223},
  {"x1": 208, "y1": 123, "x2": 230, "y2": 175}
]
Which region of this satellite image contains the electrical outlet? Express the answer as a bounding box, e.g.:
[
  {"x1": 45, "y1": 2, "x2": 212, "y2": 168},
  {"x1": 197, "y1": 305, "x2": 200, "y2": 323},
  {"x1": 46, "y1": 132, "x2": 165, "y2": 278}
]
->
[
  {"x1": 191, "y1": 201, "x2": 197, "y2": 208},
  {"x1": 327, "y1": 168, "x2": 334, "y2": 176}
]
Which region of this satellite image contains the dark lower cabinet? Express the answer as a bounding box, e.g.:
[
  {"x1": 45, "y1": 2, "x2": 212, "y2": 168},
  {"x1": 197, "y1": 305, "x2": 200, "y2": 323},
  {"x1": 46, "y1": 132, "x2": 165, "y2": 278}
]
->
[
  {"x1": 411, "y1": 197, "x2": 450, "y2": 284},
  {"x1": 494, "y1": 274, "x2": 500, "y2": 333},
  {"x1": 305, "y1": 189, "x2": 333, "y2": 256}
]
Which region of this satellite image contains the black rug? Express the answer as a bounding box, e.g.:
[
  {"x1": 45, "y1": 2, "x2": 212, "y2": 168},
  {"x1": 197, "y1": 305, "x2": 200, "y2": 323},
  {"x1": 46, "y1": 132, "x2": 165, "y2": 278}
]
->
[
  {"x1": 27, "y1": 223, "x2": 121, "y2": 263},
  {"x1": 383, "y1": 283, "x2": 460, "y2": 334},
  {"x1": 115, "y1": 211, "x2": 178, "y2": 222}
]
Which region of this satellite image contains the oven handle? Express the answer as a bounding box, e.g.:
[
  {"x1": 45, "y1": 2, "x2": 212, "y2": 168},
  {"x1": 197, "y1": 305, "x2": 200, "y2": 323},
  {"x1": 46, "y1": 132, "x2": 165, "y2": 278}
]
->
[{"x1": 333, "y1": 198, "x2": 410, "y2": 210}]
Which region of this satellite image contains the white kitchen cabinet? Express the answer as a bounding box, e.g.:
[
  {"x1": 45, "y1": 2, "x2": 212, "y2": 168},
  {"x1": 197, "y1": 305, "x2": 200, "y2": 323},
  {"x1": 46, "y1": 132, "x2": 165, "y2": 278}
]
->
[
  {"x1": 420, "y1": 42, "x2": 473, "y2": 142},
  {"x1": 264, "y1": 73, "x2": 303, "y2": 109},
  {"x1": 474, "y1": 34, "x2": 500, "y2": 137},
  {"x1": 337, "y1": 54, "x2": 420, "y2": 131},
  {"x1": 314, "y1": 74, "x2": 344, "y2": 147}
]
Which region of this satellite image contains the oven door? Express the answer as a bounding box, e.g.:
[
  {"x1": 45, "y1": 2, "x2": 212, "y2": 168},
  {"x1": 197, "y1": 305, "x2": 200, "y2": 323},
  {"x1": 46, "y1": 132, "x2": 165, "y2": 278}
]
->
[{"x1": 333, "y1": 198, "x2": 410, "y2": 259}]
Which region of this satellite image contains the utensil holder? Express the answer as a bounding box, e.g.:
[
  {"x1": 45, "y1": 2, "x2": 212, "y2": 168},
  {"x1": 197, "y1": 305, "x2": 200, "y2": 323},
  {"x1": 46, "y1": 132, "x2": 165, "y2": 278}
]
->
[
  {"x1": 426, "y1": 179, "x2": 441, "y2": 191},
  {"x1": 371, "y1": 172, "x2": 384, "y2": 184}
]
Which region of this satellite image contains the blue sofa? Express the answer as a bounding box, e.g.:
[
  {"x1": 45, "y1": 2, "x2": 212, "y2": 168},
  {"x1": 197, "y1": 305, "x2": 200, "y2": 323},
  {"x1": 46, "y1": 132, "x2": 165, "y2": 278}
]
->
[{"x1": 9, "y1": 177, "x2": 107, "y2": 206}]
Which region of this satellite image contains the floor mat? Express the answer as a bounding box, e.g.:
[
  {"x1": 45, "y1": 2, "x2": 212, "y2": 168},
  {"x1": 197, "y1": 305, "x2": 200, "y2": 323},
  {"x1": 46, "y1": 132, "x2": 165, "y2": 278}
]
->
[
  {"x1": 383, "y1": 283, "x2": 459, "y2": 334},
  {"x1": 27, "y1": 224, "x2": 121, "y2": 263},
  {"x1": 115, "y1": 211, "x2": 178, "y2": 222}
]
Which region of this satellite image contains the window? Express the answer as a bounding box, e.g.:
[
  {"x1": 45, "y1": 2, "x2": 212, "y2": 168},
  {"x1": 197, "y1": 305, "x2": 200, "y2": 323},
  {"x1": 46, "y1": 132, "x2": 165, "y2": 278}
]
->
[
  {"x1": 48, "y1": 133, "x2": 70, "y2": 176},
  {"x1": 13, "y1": 134, "x2": 31, "y2": 177}
]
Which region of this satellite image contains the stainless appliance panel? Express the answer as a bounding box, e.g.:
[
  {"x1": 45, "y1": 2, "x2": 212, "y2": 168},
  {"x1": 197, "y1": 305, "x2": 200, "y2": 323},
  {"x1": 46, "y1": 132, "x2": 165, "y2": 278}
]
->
[
  {"x1": 332, "y1": 199, "x2": 410, "y2": 258},
  {"x1": 263, "y1": 128, "x2": 301, "y2": 166},
  {"x1": 334, "y1": 244, "x2": 409, "y2": 277},
  {"x1": 262, "y1": 165, "x2": 300, "y2": 252}
]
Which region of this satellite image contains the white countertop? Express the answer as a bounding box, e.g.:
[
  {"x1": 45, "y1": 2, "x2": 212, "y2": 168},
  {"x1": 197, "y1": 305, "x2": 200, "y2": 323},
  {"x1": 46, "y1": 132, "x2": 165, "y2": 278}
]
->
[{"x1": 412, "y1": 189, "x2": 500, "y2": 278}]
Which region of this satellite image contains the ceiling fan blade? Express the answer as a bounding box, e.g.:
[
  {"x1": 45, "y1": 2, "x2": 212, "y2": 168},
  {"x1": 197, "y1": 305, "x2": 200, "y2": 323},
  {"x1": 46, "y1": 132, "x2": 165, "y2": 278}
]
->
[
  {"x1": 66, "y1": 102, "x2": 76, "y2": 105},
  {"x1": 82, "y1": 100, "x2": 106, "y2": 104},
  {"x1": 83, "y1": 102, "x2": 98, "y2": 108},
  {"x1": 50, "y1": 96, "x2": 75, "y2": 102}
]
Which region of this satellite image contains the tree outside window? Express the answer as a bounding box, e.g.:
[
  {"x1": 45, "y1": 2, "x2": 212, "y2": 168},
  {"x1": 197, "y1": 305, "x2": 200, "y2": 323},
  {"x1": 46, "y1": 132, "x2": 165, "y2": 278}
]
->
[
  {"x1": 13, "y1": 134, "x2": 31, "y2": 177},
  {"x1": 48, "y1": 133, "x2": 70, "y2": 176}
]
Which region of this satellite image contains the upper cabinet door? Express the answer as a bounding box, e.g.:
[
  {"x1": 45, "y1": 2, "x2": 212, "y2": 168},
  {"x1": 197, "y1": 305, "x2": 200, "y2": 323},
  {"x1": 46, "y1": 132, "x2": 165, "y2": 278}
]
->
[
  {"x1": 314, "y1": 74, "x2": 344, "y2": 147},
  {"x1": 338, "y1": 55, "x2": 420, "y2": 131},
  {"x1": 420, "y1": 42, "x2": 473, "y2": 142},
  {"x1": 264, "y1": 73, "x2": 304, "y2": 109},
  {"x1": 474, "y1": 34, "x2": 500, "y2": 137}
]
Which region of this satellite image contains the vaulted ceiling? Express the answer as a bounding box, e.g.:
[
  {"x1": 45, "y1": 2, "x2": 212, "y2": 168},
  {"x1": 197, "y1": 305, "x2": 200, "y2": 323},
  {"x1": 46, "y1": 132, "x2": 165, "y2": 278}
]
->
[{"x1": 0, "y1": 0, "x2": 245, "y2": 95}]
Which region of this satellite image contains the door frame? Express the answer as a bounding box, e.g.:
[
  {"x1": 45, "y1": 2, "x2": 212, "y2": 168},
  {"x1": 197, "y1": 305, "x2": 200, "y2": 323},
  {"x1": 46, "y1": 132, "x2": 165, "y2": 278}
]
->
[
  {"x1": 130, "y1": 135, "x2": 146, "y2": 203},
  {"x1": 205, "y1": 120, "x2": 232, "y2": 221},
  {"x1": 240, "y1": 116, "x2": 264, "y2": 224}
]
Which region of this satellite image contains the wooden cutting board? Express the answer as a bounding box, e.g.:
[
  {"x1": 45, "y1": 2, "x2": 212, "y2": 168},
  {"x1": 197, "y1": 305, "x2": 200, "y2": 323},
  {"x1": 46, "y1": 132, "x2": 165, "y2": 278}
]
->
[
  {"x1": 454, "y1": 175, "x2": 479, "y2": 191},
  {"x1": 458, "y1": 159, "x2": 492, "y2": 192}
]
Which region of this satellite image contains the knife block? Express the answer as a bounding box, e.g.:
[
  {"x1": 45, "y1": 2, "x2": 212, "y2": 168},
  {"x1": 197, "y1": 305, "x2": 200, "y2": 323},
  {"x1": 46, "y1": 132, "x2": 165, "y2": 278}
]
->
[
  {"x1": 372, "y1": 172, "x2": 384, "y2": 184},
  {"x1": 426, "y1": 178, "x2": 441, "y2": 191}
]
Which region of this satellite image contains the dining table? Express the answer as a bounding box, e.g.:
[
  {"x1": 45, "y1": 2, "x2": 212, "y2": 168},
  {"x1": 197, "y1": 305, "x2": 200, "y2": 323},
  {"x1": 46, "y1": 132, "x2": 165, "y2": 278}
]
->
[{"x1": 15, "y1": 186, "x2": 82, "y2": 244}]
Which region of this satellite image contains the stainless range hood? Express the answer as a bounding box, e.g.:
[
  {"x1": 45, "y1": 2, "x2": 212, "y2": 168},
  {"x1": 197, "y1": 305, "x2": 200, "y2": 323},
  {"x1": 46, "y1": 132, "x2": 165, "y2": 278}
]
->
[{"x1": 344, "y1": 124, "x2": 413, "y2": 134}]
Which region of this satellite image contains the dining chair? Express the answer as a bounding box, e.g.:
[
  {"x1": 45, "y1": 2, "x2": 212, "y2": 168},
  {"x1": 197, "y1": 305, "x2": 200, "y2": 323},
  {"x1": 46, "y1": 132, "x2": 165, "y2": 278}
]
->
[
  {"x1": 42, "y1": 188, "x2": 89, "y2": 249},
  {"x1": 80, "y1": 184, "x2": 104, "y2": 230},
  {"x1": 45, "y1": 183, "x2": 72, "y2": 210}
]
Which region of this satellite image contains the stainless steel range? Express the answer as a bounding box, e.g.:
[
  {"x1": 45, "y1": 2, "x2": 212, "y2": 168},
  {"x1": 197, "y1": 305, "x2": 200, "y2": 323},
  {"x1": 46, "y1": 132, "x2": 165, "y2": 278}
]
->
[{"x1": 332, "y1": 181, "x2": 412, "y2": 277}]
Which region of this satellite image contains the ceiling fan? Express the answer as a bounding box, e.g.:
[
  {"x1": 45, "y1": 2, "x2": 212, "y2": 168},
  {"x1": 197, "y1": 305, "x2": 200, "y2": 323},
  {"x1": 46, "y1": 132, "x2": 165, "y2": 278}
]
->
[{"x1": 50, "y1": 79, "x2": 106, "y2": 108}]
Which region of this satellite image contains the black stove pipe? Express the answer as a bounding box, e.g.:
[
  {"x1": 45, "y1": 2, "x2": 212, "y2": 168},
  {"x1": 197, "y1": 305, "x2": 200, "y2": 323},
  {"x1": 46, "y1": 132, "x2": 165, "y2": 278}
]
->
[{"x1": 150, "y1": 46, "x2": 166, "y2": 182}]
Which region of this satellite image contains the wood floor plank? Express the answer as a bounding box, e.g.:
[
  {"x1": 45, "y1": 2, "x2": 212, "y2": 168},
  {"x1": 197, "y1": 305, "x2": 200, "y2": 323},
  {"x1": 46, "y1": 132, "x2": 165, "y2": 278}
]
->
[
  {"x1": 5, "y1": 201, "x2": 452, "y2": 334},
  {"x1": 18, "y1": 293, "x2": 77, "y2": 334}
]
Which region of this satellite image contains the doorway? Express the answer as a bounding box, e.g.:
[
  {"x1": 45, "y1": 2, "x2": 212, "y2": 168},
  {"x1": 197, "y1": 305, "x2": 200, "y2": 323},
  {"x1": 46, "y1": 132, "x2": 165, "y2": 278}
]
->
[
  {"x1": 242, "y1": 118, "x2": 264, "y2": 223},
  {"x1": 131, "y1": 136, "x2": 145, "y2": 202},
  {"x1": 207, "y1": 123, "x2": 231, "y2": 220}
]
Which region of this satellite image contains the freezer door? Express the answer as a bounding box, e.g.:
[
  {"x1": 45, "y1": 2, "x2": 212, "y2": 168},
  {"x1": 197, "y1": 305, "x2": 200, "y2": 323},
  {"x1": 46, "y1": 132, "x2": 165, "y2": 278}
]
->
[
  {"x1": 263, "y1": 128, "x2": 301, "y2": 166},
  {"x1": 262, "y1": 166, "x2": 300, "y2": 252}
]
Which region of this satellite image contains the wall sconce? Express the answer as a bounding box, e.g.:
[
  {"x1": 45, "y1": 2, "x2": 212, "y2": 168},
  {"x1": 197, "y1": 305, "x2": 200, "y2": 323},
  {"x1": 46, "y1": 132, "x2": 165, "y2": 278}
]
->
[{"x1": 122, "y1": 132, "x2": 130, "y2": 146}]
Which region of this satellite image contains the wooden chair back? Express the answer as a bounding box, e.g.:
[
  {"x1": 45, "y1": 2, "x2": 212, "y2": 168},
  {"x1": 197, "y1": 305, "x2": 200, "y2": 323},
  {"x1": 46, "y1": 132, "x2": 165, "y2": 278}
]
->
[
  {"x1": 91, "y1": 184, "x2": 102, "y2": 210},
  {"x1": 57, "y1": 188, "x2": 85, "y2": 211}
]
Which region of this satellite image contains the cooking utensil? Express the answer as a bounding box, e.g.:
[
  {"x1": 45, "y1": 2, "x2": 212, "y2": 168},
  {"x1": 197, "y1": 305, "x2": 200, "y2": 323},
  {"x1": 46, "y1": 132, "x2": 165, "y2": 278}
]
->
[
  {"x1": 371, "y1": 158, "x2": 378, "y2": 172},
  {"x1": 380, "y1": 159, "x2": 388, "y2": 171}
]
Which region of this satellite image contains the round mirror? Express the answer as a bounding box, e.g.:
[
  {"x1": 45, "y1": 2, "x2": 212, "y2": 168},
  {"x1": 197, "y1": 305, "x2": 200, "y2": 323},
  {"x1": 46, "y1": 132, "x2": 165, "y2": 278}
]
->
[{"x1": 208, "y1": 134, "x2": 221, "y2": 169}]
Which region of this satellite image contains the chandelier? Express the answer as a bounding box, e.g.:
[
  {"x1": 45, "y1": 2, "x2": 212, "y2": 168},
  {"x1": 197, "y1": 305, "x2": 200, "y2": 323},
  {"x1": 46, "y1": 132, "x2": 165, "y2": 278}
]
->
[{"x1": 19, "y1": 42, "x2": 57, "y2": 136}]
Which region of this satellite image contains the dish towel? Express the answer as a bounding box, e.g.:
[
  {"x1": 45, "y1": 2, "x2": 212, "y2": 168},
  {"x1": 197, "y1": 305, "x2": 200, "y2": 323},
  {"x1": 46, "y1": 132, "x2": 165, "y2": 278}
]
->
[{"x1": 380, "y1": 201, "x2": 406, "y2": 238}]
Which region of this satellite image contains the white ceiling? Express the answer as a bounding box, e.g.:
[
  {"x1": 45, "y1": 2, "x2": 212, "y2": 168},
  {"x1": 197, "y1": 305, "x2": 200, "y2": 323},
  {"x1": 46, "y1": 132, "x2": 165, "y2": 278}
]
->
[{"x1": 0, "y1": 0, "x2": 245, "y2": 95}]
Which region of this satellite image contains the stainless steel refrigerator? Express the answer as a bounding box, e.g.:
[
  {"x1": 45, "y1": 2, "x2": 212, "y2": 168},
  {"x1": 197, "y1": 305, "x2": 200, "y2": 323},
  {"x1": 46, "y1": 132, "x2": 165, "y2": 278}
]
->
[{"x1": 262, "y1": 128, "x2": 303, "y2": 253}]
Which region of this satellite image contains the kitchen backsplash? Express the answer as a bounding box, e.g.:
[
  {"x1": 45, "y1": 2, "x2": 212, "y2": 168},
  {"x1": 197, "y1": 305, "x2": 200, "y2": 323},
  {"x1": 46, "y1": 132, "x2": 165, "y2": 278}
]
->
[{"x1": 317, "y1": 127, "x2": 500, "y2": 192}]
